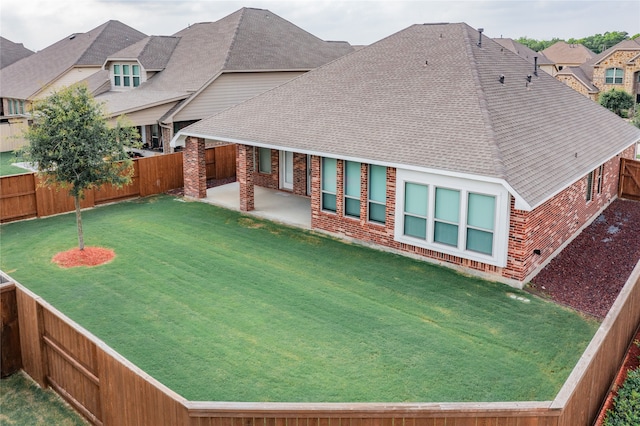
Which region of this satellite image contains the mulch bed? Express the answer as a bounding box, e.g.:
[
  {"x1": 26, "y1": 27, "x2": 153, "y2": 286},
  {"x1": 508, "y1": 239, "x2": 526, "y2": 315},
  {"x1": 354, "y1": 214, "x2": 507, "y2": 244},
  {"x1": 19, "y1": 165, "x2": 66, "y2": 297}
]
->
[
  {"x1": 529, "y1": 198, "x2": 640, "y2": 319},
  {"x1": 52, "y1": 247, "x2": 115, "y2": 268}
]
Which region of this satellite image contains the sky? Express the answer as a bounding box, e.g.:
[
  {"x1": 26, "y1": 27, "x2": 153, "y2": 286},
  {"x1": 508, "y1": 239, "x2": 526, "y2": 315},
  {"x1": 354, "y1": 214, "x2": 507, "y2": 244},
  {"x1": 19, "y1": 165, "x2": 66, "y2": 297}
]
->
[{"x1": 1, "y1": 0, "x2": 639, "y2": 52}]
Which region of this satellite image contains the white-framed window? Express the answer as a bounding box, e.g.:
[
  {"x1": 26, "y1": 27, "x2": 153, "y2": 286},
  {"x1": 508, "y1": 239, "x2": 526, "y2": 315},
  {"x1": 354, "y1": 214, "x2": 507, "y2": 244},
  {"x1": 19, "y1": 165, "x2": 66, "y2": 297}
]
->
[
  {"x1": 344, "y1": 161, "x2": 361, "y2": 218},
  {"x1": 113, "y1": 63, "x2": 141, "y2": 88},
  {"x1": 321, "y1": 158, "x2": 337, "y2": 213},
  {"x1": 596, "y1": 164, "x2": 604, "y2": 194},
  {"x1": 368, "y1": 165, "x2": 386, "y2": 224},
  {"x1": 395, "y1": 169, "x2": 509, "y2": 267},
  {"x1": 258, "y1": 147, "x2": 271, "y2": 174},
  {"x1": 605, "y1": 68, "x2": 624, "y2": 84},
  {"x1": 6, "y1": 99, "x2": 25, "y2": 116},
  {"x1": 586, "y1": 170, "x2": 594, "y2": 202}
]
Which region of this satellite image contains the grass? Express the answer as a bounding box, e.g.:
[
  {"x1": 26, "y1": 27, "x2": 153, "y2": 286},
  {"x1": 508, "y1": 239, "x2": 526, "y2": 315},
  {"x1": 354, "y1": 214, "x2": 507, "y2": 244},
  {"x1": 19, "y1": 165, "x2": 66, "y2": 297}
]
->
[
  {"x1": 0, "y1": 195, "x2": 599, "y2": 402},
  {"x1": 0, "y1": 371, "x2": 88, "y2": 425},
  {"x1": 0, "y1": 151, "x2": 31, "y2": 176}
]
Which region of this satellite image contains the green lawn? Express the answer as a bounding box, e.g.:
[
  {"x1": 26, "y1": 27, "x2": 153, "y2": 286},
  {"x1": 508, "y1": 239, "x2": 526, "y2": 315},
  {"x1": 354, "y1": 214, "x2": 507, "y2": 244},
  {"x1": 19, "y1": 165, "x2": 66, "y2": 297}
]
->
[
  {"x1": 0, "y1": 195, "x2": 599, "y2": 402},
  {"x1": 0, "y1": 151, "x2": 31, "y2": 176},
  {"x1": 0, "y1": 371, "x2": 88, "y2": 425}
]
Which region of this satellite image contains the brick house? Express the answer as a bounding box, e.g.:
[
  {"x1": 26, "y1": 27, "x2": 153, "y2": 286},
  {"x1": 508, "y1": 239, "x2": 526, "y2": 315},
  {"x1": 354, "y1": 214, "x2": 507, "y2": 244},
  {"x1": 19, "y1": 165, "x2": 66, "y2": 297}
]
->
[
  {"x1": 555, "y1": 38, "x2": 640, "y2": 102},
  {"x1": 172, "y1": 23, "x2": 640, "y2": 287},
  {"x1": 96, "y1": 7, "x2": 354, "y2": 155},
  {"x1": 0, "y1": 21, "x2": 146, "y2": 152}
]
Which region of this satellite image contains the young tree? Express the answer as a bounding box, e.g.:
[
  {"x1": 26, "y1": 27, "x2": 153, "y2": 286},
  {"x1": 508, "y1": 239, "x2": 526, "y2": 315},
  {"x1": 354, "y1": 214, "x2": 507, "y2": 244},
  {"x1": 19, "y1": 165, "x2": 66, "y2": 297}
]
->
[
  {"x1": 20, "y1": 84, "x2": 140, "y2": 250},
  {"x1": 599, "y1": 89, "x2": 634, "y2": 117}
]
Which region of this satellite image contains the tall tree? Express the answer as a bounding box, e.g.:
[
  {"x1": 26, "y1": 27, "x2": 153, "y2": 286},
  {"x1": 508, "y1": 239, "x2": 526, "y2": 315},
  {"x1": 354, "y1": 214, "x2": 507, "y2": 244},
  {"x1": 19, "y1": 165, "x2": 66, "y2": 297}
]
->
[
  {"x1": 20, "y1": 84, "x2": 139, "y2": 250},
  {"x1": 599, "y1": 89, "x2": 634, "y2": 117}
]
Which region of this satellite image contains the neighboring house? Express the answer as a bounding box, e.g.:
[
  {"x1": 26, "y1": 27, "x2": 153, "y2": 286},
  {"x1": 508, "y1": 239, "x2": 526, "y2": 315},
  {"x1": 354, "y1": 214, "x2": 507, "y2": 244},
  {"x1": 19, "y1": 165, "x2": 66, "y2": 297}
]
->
[
  {"x1": 0, "y1": 37, "x2": 34, "y2": 69},
  {"x1": 172, "y1": 23, "x2": 640, "y2": 287},
  {"x1": 0, "y1": 21, "x2": 146, "y2": 152},
  {"x1": 554, "y1": 38, "x2": 640, "y2": 102},
  {"x1": 494, "y1": 38, "x2": 557, "y2": 75},
  {"x1": 97, "y1": 7, "x2": 354, "y2": 155},
  {"x1": 541, "y1": 41, "x2": 595, "y2": 71}
]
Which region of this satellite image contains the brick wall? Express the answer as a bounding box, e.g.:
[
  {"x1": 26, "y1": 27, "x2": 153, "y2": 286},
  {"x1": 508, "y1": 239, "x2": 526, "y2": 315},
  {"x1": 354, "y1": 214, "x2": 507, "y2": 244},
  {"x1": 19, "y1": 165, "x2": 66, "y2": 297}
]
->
[
  {"x1": 254, "y1": 148, "x2": 279, "y2": 189},
  {"x1": 306, "y1": 146, "x2": 634, "y2": 285},
  {"x1": 556, "y1": 74, "x2": 597, "y2": 101},
  {"x1": 183, "y1": 137, "x2": 206, "y2": 198},
  {"x1": 592, "y1": 49, "x2": 640, "y2": 96},
  {"x1": 237, "y1": 144, "x2": 255, "y2": 211}
]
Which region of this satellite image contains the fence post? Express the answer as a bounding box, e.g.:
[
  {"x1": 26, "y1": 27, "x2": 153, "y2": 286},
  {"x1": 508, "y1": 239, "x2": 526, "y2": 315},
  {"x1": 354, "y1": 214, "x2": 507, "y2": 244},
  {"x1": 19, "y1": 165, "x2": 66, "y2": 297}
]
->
[{"x1": 0, "y1": 284, "x2": 23, "y2": 377}]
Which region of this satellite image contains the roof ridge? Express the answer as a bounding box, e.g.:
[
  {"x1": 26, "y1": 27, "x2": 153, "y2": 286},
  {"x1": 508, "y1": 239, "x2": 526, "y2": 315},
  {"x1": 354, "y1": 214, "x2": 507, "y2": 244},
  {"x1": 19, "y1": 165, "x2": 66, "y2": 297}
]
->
[
  {"x1": 221, "y1": 8, "x2": 246, "y2": 70},
  {"x1": 462, "y1": 24, "x2": 507, "y2": 180},
  {"x1": 77, "y1": 21, "x2": 111, "y2": 65}
]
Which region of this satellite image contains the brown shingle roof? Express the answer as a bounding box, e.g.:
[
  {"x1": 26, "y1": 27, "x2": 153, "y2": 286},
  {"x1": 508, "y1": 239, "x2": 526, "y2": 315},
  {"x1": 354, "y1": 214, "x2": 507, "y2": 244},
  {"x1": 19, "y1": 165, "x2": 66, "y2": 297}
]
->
[
  {"x1": 541, "y1": 41, "x2": 595, "y2": 65},
  {"x1": 0, "y1": 37, "x2": 34, "y2": 69},
  {"x1": 105, "y1": 36, "x2": 180, "y2": 71},
  {"x1": 0, "y1": 20, "x2": 146, "y2": 99},
  {"x1": 178, "y1": 23, "x2": 640, "y2": 210},
  {"x1": 494, "y1": 38, "x2": 553, "y2": 65}
]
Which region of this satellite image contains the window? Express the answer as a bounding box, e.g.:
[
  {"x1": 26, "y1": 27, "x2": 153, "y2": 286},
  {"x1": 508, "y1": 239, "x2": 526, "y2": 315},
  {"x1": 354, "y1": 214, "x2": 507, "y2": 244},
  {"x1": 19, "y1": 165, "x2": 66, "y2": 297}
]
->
[
  {"x1": 368, "y1": 165, "x2": 386, "y2": 224},
  {"x1": 466, "y1": 193, "x2": 495, "y2": 255},
  {"x1": 5, "y1": 99, "x2": 24, "y2": 116},
  {"x1": 586, "y1": 170, "x2": 594, "y2": 202},
  {"x1": 605, "y1": 68, "x2": 624, "y2": 84},
  {"x1": 344, "y1": 161, "x2": 361, "y2": 218},
  {"x1": 433, "y1": 188, "x2": 460, "y2": 246},
  {"x1": 113, "y1": 65, "x2": 121, "y2": 86},
  {"x1": 396, "y1": 170, "x2": 507, "y2": 266},
  {"x1": 403, "y1": 182, "x2": 428, "y2": 239},
  {"x1": 132, "y1": 65, "x2": 140, "y2": 87},
  {"x1": 113, "y1": 63, "x2": 141, "y2": 88},
  {"x1": 596, "y1": 165, "x2": 604, "y2": 194},
  {"x1": 258, "y1": 148, "x2": 271, "y2": 173},
  {"x1": 321, "y1": 158, "x2": 337, "y2": 212}
]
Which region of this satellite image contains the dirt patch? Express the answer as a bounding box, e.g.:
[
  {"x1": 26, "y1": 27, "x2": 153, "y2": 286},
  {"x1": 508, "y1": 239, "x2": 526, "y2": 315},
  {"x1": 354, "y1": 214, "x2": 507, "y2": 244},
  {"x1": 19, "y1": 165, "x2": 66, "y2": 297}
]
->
[
  {"x1": 52, "y1": 247, "x2": 115, "y2": 268},
  {"x1": 529, "y1": 199, "x2": 640, "y2": 319}
]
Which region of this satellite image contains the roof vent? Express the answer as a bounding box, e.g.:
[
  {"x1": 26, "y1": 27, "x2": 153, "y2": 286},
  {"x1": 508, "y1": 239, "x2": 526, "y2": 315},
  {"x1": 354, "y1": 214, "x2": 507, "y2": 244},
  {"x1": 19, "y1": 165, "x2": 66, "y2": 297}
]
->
[
  {"x1": 533, "y1": 56, "x2": 538, "y2": 76},
  {"x1": 477, "y1": 28, "x2": 484, "y2": 47},
  {"x1": 526, "y1": 74, "x2": 532, "y2": 82},
  {"x1": 499, "y1": 74, "x2": 505, "y2": 84},
  {"x1": 69, "y1": 34, "x2": 76, "y2": 40}
]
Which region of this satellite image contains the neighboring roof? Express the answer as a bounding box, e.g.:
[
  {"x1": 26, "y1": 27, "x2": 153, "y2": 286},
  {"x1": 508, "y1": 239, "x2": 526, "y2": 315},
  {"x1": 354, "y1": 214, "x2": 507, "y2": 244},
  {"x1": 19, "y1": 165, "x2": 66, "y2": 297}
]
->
[
  {"x1": 144, "y1": 7, "x2": 354, "y2": 93},
  {"x1": 494, "y1": 38, "x2": 554, "y2": 66},
  {"x1": 0, "y1": 37, "x2": 34, "y2": 69},
  {"x1": 0, "y1": 20, "x2": 146, "y2": 99},
  {"x1": 80, "y1": 69, "x2": 112, "y2": 96},
  {"x1": 96, "y1": 89, "x2": 189, "y2": 115},
  {"x1": 104, "y1": 36, "x2": 180, "y2": 71},
  {"x1": 176, "y1": 23, "x2": 640, "y2": 211},
  {"x1": 578, "y1": 38, "x2": 640, "y2": 81},
  {"x1": 100, "y1": 7, "x2": 354, "y2": 118},
  {"x1": 556, "y1": 66, "x2": 599, "y2": 93},
  {"x1": 541, "y1": 41, "x2": 595, "y2": 65}
]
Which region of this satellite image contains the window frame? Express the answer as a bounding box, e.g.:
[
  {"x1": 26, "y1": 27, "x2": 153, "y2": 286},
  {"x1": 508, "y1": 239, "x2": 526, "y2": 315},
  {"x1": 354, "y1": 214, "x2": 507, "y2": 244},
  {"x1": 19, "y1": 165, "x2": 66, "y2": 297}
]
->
[
  {"x1": 605, "y1": 67, "x2": 624, "y2": 84},
  {"x1": 113, "y1": 63, "x2": 142, "y2": 88},
  {"x1": 344, "y1": 161, "x2": 361, "y2": 218},
  {"x1": 368, "y1": 164, "x2": 386, "y2": 225},
  {"x1": 258, "y1": 147, "x2": 272, "y2": 174},
  {"x1": 321, "y1": 157, "x2": 337, "y2": 213},
  {"x1": 395, "y1": 169, "x2": 509, "y2": 267},
  {"x1": 586, "y1": 170, "x2": 594, "y2": 202}
]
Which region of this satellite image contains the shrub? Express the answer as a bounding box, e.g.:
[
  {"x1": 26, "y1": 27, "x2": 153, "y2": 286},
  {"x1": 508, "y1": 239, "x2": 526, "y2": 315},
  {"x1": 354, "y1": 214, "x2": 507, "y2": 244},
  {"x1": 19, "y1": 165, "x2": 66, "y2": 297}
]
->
[{"x1": 604, "y1": 341, "x2": 640, "y2": 426}]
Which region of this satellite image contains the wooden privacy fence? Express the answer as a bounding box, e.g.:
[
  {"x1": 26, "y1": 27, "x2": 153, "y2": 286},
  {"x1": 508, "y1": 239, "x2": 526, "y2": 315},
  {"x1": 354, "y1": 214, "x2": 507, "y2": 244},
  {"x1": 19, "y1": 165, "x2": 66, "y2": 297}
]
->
[
  {"x1": 618, "y1": 157, "x2": 640, "y2": 201},
  {"x1": 0, "y1": 145, "x2": 236, "y2": 223},
  {"x1": 1, "y1": 261, "x2": 639, "y2": 426}
]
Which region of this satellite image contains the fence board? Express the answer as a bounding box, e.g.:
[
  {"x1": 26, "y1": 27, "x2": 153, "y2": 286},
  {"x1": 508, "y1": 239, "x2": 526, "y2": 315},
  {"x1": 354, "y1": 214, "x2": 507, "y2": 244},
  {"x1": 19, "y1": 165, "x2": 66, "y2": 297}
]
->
[
  {"x1": 94, "y1": 163, "x2": 140, "y2": 205},
  {"x1": 0, "y1": 173, "x2": 37, "y2": 221},
  {"x1": 0, "y1": 284, "x2": 22, "y2": 377},
  {"x1": 138, "y1": 153, "x2": 184, "y2": 196},
  {"x1": 213, "y1": 144, "x2": 237, "y2": 180},
  {"x1": 15, "y1": 286, "x2": 46, "y2": 387},
  {"x1": 618, "y1": 157, "x2": 640, "y2": 200}
]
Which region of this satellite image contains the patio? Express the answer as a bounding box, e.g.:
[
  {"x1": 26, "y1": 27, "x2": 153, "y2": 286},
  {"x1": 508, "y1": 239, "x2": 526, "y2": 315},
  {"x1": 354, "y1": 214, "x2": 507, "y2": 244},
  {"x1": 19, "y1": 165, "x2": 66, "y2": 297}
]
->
[{"x1": 200, "y1": 182, "x2": 311, "y2": 228}]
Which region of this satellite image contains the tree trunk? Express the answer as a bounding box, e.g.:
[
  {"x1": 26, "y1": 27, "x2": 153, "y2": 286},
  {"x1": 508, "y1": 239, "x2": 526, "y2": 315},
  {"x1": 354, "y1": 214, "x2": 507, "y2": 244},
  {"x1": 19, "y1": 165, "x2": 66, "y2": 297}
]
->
[{"x1": 74, "y1": 195, "x2": 84, "y2": 250}]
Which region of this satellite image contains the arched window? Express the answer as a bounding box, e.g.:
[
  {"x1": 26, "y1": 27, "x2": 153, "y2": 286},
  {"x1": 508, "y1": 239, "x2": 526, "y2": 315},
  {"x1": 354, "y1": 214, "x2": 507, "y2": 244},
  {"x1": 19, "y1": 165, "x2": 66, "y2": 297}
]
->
[{"x1": 605, "y1": 68, "x2": 624, "y2": 84}]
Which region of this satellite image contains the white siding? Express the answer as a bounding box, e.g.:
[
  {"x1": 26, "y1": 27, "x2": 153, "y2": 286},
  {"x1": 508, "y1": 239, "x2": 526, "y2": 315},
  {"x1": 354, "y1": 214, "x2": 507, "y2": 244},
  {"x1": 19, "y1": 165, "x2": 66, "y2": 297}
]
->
[
  {"x1": 174, "y1": 71, "x2": 304, "y2": 122},
  {"x1": 107, "y1": 102, "x2": 178, "y2": 127},
  {"x1": 36, "y1": 67, "x2": 100, "y2": 99}
]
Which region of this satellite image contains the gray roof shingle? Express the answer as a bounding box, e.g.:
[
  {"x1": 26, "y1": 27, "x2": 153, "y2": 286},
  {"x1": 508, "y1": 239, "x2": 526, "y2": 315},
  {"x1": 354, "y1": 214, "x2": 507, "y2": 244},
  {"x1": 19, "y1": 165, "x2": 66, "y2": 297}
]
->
[
  {"x1": 541, "y1": 41, "x2": 595, "y2": 65},
  {"x1": 0, "y1": 37, "x2": 34, "y2": 69},
  {"x1": 0, "y1": 20, "x2": 146, "y2": 99},
  {"x1": 178, "y1": 23, "x2": 640, "y2": 210},
  {"x1": 105, "y1": 36, "x2": 180, "y2": 71}
]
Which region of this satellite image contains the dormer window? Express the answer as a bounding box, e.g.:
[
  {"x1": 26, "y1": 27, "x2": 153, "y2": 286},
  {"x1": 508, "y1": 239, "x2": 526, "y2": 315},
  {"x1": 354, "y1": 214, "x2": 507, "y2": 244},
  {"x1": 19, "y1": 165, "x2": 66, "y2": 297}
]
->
[
  {"x1": 605, "y1": 68, "x2": 623, "y2": 84},
  {"x1": 113, "y1": 64, "x2": 141, "y2": 88}
]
